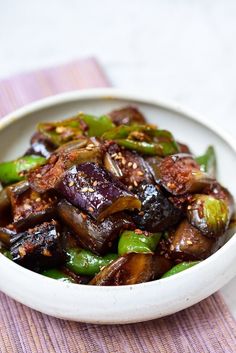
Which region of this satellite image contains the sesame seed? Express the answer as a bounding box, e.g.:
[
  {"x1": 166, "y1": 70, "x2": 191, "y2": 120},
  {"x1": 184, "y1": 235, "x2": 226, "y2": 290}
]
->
[
  {"x1": 170, "y1": 245, "x2": 175, "y2": 251},
  {"x1": 111, "y1": 153, "x2": 117, "y2": 158},
  {"x1": 128, "y1": 162, "x2": 133, "y2": 167},
  {"x1": 121, "y1": 159, "x2": 126, "y2": 166},
  {"x1": 19, "y1": 246, "x2": 26, "y2": 257},
  {"x1": 186, "y1": 240, "x2": 193, "y2": 245},
  {"x1": 35, "y1": 197, "x2": 41, "y2": 202},
  {"x1": 93, "y1": 181, "x2": 98, "y2": 187},
  {"x1": 133, "y1": 180, "x2": 138, "y2": 187},
  {"x1": 87, "y1": 143, "x2": 94, "y2": 148},
  {"x1": 88, "y1": 188, "x2": 94, "y2": 192},
  {"x1": 81, "y1": 187, "x2": 88, "y2": 192},
  {"x1": 128, "y1": 185, "x2": 133, "y2": 190},
  {"x1": 56, "y1": 126, "x2": 66, "y2": 133},
  {"x1": 81, "y1": 213, "x2": 87, "y2": 220},
  {"x1": 133, "y1": 163, "x2": 138, "y2": 169},
  {"x1": 88, "y1": 207, "x2": 94, "y2": 212},
  {"x1": 69, "y1": 181, "x2": 74, "y2": 187},
  {"x1": 36, "y1": 174, "x2": 42, "y2": 178},
  {"x1": 137, "y1": 171, "x2": 144, "y2": 176},
  {"x1": 43, "y1": 249, "x2": 52, "y2": 257}
]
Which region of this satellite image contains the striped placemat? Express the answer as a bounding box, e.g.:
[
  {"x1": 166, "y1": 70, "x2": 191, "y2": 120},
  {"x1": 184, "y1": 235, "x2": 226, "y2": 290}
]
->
[{"x1": 0, "y1": 57, "x2": 235, "y2": 353}]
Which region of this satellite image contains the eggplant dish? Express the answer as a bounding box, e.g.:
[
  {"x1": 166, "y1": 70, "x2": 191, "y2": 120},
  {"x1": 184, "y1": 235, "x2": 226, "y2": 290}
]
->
[{"x1": 0, "y1": 106, "x2": 235, "y2": 285}]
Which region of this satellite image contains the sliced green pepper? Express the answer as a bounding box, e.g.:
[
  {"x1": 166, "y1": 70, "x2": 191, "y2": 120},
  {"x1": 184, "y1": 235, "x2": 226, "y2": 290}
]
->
[
  {"x1": 195, "y1": 145, "x2": 216, "y2": 178},
  {"x1": 42, "y1": 269, "x2": 75, "y2": 283},
  {"x1": 0, "y1": 155, "x2": 46, "y2": 184},
  {"x1": 118, "y1": 230, "x2": 161, "y2": 256},
  {"x1": 38, "y1": 117, "x2": 83, "y2": 146},
  {"x1": 81, "y1": 114, "x2": 115, "y2": 137},
  {"x1": 66, "y1": 248, "x2": 118, "y2": 276},
  {"x1": 161, "y1": 261, "x2": 200, "y2": 278}
]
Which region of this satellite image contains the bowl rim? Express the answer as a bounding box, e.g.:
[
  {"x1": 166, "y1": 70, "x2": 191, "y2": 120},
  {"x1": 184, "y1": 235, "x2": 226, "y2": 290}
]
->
[{"x1": 0, "y1": 87, "x2": 235, "y2": 293}]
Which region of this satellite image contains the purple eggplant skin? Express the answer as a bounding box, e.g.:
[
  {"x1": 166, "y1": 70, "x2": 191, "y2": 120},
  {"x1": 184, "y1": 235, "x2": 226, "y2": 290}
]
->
[
  {"x1": 90, "y1": 253, "x2": 172, "y2": 286},
  {"x1": 132, "y1": 182, "x2": 182, "y2": 232},
  {"x1": 28, "y1": 141, "x2": 102, "y2": 193},
  {"x1": 0, "y1": 188, "x2": 12, "y2": 227},
  {"x1": 57, "y1": 199, "x2": 135, "y2": 255},
  {"x1": 10, "y1": 220, "x2": 66, "y2": 271},
  {"x1": 25, "y1": 132, "x2": 57, "y2": 158},
  {"x1": 56, "y1": 162, "x2": 141, "y2": 221},
  {"x1": 6, "y1": 180, "x2": 58, "y2": 232},
  {"x1": 168, "y1": 219, "x2": 226, "y2": 261},
  {"x1": 108, "y1": 106, "x2": 147, "y2": 126}
]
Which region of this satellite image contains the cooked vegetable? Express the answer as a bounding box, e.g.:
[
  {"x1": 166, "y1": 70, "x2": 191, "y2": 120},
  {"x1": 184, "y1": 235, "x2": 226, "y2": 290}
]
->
[
  {"x1": 108, "y1": 106, "x2": 147, "y2": 126},
  {"x1": 118, "y1": 230, "x2": 161, "y2": 255},
  {"x1": 29, "y1": 141, "x2": 102, "y2": 193},
  {"x1": 10, "y1": 220, "x2": 65, "y2": 271},
  {"x1": 0, "y1": 155, "x2": 46, "y2": 185},
  {"x1": 187, "y1": 195, "x2": 230, "y2": 238},
  {"x1": 195, "y1": 146, "x2": 216, "y2": 177},
  {"x1": 90, "y1": 253, "x2": 172, "y2": 286},
  {"x1": 161, "y1": 261, "x2": 200, "y2": 278},
  {"x1": 168, "y1": 220, "x2": 216, "y2": 260},
  {"x1": 132, "y1": 182, "x2": 182, "y2": 232},
  {"x1": 25, "y1": 132, "x2": 57, "y2": 158},
  {"x1": 56, "y1": 162, "x2": 141, "y2": 220},
  {"x1": 66, "y1": 248, "x2": 117, "y2": 276},
  {"x1": 42, "y1": 269, "x2": 75, "y2": 283},
  {"x1": 57, "y1": 199, "x2": 134, "y2": 255},
  {"x1": 0, "y1": 106, "x2": 233, "y2": 287},
  {"x1": 81, "y1": 114, "x2": 115, "y2": 137},
  {"x1": 158, "y1": 154, "x2": 213, "y2": 195},
  {"x1": 7, "y1": 180, "x2": 57, "y2": 231}
]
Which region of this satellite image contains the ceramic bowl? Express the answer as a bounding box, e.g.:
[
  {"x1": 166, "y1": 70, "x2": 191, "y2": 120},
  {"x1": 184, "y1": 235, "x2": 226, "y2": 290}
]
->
[{"x1": 0, "y1": 89, "x2": 235, "y2": 324}]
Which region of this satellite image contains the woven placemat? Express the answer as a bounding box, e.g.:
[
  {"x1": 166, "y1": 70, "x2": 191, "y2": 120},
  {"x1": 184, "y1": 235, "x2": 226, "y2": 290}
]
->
[{"x1": 0, "y1": 58, "x2": 235, "y2": 353}]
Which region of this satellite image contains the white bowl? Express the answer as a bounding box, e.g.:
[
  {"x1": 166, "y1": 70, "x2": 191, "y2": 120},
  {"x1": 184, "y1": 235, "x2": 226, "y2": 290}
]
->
[{"x1": 0, "y1": 88, "x2": 235, "y2": 324}]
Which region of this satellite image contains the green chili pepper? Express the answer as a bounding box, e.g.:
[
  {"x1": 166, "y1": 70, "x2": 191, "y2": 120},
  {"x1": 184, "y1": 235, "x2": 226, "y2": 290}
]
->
[
  {"x1": 42, "y1": 269, "x2": 75, "y2": 283},
  {"x1": 66, "y1": 248, "x2": 118, "y2": 276},
  {"x1": 0, "y1": 249, "x2": 13, "y2": 260},
  {"x1": 161, "y1": 261, "x2": 200, "y2": 278},
  {"x1": 81, "y1": 114, "x2": 115, "y2": 137},
  {"x1": 38, "y1": 117, "x2": 83, "y2": 146},
  {"x1": 0, "y1": 155, "x2": 46, "y2": 184},
  {"x1": 195, "y1": 145, "x2": 216, "y2": 177},
  {"x1": 118, "y1": 230, "x2": 161, "y2": 256}
]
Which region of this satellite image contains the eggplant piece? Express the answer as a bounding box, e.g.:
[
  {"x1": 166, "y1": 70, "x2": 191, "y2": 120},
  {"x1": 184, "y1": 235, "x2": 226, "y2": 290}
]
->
[
  {"x1": 57, "y1": 199, "x2": 135, "y2": 254},
  {"x1": 10, "y1": 220, "x2": 65, "y2": 271},
  {"x1": 187, "y1": 194, "x2": 230, "y2": 238},
  {"x1": 177, "y1": 142, "x2": 192, "y2": 154},
  {"x1": 108, "y1": 106, "x2": 147, "y2": 126},
  {"x1": 25, "y1": 132, "x2": 57, "y2": 158},
  {"x1": 28, "y1": 140, "x2": 102, "y2": 193},
  {"x1": 0, "y1": 226, "x2": 16, "y2": 247},
  {"x1": 168, "y1": 220, "x2": 219, "y2": 261},
  {"x1": 132, "y1": 182, "x2": 182, "y2": 232},
  {"x1": 56, "y1": 162, "x2": 141, "y2": 220},
  {"x1": 90, "y1": 253, "x2": 172, "y2": 286},
  {"x1": 158, "y1": 154, "x2": 213, "y2": 195},
  {"x1": 7, "y1": 180, "x2": 57, "y2": 231},
  {"x1": 104, "y1": 142, "x2": 152, "y2": 189},
  {"x1": 0, "y1": 188, "x2": 12, "y2": 226}
]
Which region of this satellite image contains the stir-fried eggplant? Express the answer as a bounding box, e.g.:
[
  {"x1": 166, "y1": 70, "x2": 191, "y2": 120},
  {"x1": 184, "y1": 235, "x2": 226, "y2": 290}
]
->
[
  {"x1": 7, "y1": 180, "x2": 57, "y2": 231},
  {"x1": 57, "y1": 199, "x2": 135, "y2": 255},
  {"x1": 25, "y1": 132, "x2": 57, "y2": 158},
  {"x1": 10, "y1": 220, "x2": 65, "y2": 271},
  {"x1": 0, "y1": 105, "x2": 234, "y2": 287},
  {"x1": 29, "y1": 140, "x2": 102, "y2": 193},
  {"x1": 187, "y1": 194, "x2": 230, "y2": 238},
  {"x1": 90, "y1": 253, "x2": 172, "y2": 286},
  {"x1": 108, "y1": 106, "x2": 147, "y2": 126},
  {"x1": 168, "y1": 220, "x2": 218, "y2": 261},
  {"x1": 104, "y1": 141, "x2": 152, "y2": 188},
  {"x1": 132, "y1": 182, "x2": 182, "y2": 232},
  {"x1": 56, "y1": 162, "x2": 141, "y2": 220},
  {"x1": 158, "y1": 154, "x2": 213, "y2": 195}
]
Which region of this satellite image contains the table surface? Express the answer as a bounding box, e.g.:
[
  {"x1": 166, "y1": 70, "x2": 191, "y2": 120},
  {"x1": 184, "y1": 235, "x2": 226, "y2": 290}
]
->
[{"x1": 1, "y1": 0, "x2": 236, "y2": 318}]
